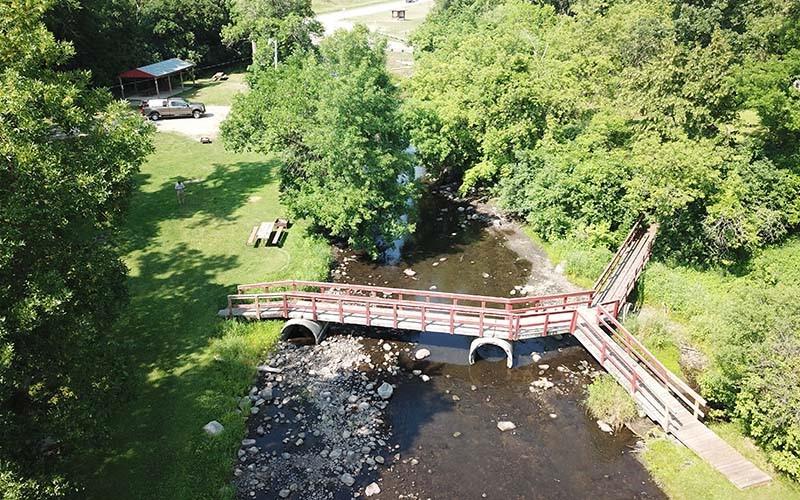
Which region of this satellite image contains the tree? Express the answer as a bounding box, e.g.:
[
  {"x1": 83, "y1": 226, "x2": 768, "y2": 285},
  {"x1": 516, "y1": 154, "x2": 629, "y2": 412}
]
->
[
  {"x1": 0, "y1": 0, "x2": 154, "y2": 494},
  {"x1": 222, "y1": 0, "x2": 322, "y2": 69},
  {"x1": 223, "y1": 26, "x2": 415, "y2": 256},
  {"x1": 46, "y1": 0, "x2": 242, "y2": 86}
]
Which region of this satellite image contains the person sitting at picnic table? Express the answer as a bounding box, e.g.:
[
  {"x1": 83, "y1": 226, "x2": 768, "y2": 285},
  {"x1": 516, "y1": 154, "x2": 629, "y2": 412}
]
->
[{"x1": 175, "y1": 179, "x2": 186, "y2": 205}]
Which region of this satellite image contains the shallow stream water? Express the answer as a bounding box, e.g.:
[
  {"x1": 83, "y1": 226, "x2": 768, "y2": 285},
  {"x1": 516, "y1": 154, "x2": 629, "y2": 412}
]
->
[{"x1": 326, "y1": 188, "x2": 664, "y2": 498}]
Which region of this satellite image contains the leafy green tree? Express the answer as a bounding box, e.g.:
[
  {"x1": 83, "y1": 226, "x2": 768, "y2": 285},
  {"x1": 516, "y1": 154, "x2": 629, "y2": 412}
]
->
[
  {"x1": 46, "y1": 0, "x2": 242, "y2": 85},
  {"x1": 223, "y1": 26, "x2": 415, "y2": 256},
  {"x1": 0, "y1": 0, "x2": 153, "y2": 495},
  {"x1": 222, "y1": 0, "x2": 322, "y2": 69}
]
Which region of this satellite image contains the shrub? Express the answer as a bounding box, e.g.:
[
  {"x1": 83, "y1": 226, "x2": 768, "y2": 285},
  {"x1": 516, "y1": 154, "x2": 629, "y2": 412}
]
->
[{"x1": 585, "y1": 374, "x2": 639, "y2": 430}]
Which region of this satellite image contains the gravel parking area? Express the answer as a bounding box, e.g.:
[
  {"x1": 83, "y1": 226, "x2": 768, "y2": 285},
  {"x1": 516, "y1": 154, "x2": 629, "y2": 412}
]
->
[{"x1": 153, "y1": 105, "x2": 229, "y2": 140}]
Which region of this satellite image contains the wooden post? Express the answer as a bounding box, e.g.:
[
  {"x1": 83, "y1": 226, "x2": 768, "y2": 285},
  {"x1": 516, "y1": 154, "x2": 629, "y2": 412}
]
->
[
  {"x1": 338, "y1": 299, "x2": 343, "y2": 323},
  {"x1": 312, "y1": 297, "x2": 317, "y2": 321},
  {"x1": 365, "y1": 302, "x2": 371, "y2": 327},
  {"x1": 542, "y1": 313, "x2": 550, "y2": 336},
  {"x1": 282, "y1": 295, "x2": 288, "y2": 318},
  {"x1": 167, "y1": 74, "x2": 173, "y2": 93},
  {"x1": 255, "y1": 296, "x2": 261, "y2": 318},
  {"x1": 118, "y1": 77, "x2": 125, "y2": 98},
  {"x1": 449, "y1": 308, "x2": 455, "y2": 334},
  {"x1": 421, "y1": 306, "x2": 427, "y2": 330},
  {"x1": 393, "y1": 304, "x2": 398, "y2": 328},
  {"x1": 154, "y1": 77, "x2": 160, "y2": 97},
  {"x1": 179, "y1": 71, "x2": 184, "y2": 89},
  {"x1": 479, "y1": 311, "x2": 484, "y2": 337}
]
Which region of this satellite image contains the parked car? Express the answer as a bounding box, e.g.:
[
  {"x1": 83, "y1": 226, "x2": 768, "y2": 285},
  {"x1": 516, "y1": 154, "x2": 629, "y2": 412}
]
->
[{"x1": 141, "y1": 98, "x2": 205, "y2": 121}]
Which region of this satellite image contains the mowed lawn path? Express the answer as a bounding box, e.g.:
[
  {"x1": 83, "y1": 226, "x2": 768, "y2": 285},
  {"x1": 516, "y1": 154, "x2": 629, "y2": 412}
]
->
[{"x1": 80, "y1": 132, "x2": 330, "y2": 499}]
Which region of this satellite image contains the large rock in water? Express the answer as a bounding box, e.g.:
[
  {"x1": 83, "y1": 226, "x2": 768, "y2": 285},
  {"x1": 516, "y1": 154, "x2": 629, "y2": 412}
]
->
[
  {"x1": 377, "y1": 382, "x2": 394, "y2": 400},
  {"x1": 203, "y1": 420, "x2": 224, "y2": 436},
  {"x1": 340, "y1": 473, "x2": 355, "y2": 487},
  {"x1": 414, "y1": 348, "x2": 431, "y2": 360}
]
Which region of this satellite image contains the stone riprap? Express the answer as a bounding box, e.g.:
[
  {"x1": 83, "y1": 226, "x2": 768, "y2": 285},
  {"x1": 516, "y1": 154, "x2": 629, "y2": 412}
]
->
[{"x1": 233, "y1": 335, "x2": 400, "y2": 499}]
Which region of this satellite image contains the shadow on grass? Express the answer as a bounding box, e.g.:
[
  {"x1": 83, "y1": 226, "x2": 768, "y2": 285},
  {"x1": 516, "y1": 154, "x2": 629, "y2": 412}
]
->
[{"x1": 119, "y1": 160, "x2": 279, "y2": 255}]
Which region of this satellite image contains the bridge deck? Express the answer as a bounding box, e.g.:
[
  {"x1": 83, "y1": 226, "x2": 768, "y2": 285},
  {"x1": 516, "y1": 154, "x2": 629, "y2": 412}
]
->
[
  {"x1": 593, "y1": 219, "x2": 658, "y2": 307},
  {"x1": 220, "y1": 300, "x2": 576, "y2": 340}
]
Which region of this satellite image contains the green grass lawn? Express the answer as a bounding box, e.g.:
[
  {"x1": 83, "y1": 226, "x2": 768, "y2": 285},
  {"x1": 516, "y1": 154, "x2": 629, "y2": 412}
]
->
[
  {"x1": 178, "y1": 70, "x2": 249, "y2": 106},
  {"x1": 344, "y1": 1, "x2": 433, "y2": 41},
  {"x1": 78, "y1": 132, "x2": 330, "y2": 499}
]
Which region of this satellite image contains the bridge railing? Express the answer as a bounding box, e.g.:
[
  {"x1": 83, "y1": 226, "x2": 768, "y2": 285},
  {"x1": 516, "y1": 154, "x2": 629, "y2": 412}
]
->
[
  {"x1": 594, "y1": 304, "x2": 707, "y2": 418},
  {"x1": 576, "y1": 310, "x2": 683, "y2": 432},
  {"x1": 225, "y1": 288, "x2": 582, "y2": 340},
  {"x1": 235, "y1": 280, "x2": 594, "y2": 314},
  {"x1": 592, "y1": 216, "x2": 645, "y2": 294}
]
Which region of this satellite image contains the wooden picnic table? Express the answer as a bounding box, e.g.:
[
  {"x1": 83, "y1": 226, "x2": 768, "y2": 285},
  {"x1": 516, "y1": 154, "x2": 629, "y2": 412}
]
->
[{"x1": 247, "y1": 219, "x2": 289, "y2": 247}]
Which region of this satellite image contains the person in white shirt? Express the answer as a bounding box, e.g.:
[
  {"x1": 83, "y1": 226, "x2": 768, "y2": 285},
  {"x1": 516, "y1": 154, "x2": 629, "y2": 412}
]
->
[{"x1": 175, "y1": 179, "x2": 186, "y2": 205}]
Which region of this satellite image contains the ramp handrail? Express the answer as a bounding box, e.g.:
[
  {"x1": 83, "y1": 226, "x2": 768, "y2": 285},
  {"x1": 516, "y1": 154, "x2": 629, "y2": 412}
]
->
[
  {"x1": 592, "y1": 216, "x2": 645, "y2": 293},
  {"x1": 594, "y1": 304, "x2": 706, "y2": 418},
  {"x1": 576, "y1": 310, "x2": 683, "y2": 432}
]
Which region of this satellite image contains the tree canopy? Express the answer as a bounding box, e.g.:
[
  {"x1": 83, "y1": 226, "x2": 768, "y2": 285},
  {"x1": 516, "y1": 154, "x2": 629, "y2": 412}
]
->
[
  {"x1": 406, "y1": 0, "x2": 800, "y2": 262},
  {"x1": 406, "y1": 0, "x2": 800, "y2": 478},
  {"x1": 222, "y1": 0, "x2": 322, "y2": 70},
  {"x1": 46, "y1": 0, "x2": 244, "y2": 85},
  {"x1": 223, "y1": 26, "x2": 415, "y2": 256},
  {"x1": 0, "y1": 0, "x2": 153, "y2": 495}
]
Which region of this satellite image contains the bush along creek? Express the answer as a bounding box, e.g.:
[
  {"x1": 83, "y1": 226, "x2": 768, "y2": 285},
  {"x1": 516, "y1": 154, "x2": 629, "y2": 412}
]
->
[{"x1": 232, "y1": 186, "x2": 666, "y2": 499}]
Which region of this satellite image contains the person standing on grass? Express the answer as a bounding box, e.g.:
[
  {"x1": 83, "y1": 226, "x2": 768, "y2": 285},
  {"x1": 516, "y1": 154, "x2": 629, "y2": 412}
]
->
[{"x1": 175, "y1": 179, "x2": 186, "y2": 205}]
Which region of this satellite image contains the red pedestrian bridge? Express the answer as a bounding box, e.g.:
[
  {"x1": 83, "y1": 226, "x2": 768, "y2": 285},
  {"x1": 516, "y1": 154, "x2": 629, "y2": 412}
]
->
[{"x1": 219, "y1": 218, "x2": 771, "y2": 490}]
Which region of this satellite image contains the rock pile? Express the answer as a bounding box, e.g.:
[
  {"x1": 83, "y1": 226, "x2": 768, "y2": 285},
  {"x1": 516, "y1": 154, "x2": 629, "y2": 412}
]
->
[{"x1": 233, "y1": 335, "x2": 397, "y2": 499}]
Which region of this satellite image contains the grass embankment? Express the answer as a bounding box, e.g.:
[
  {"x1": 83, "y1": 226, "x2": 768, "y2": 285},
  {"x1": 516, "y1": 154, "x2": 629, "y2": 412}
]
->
[
  {"x1": 532, "y1": 228, "x2": 800, "y2": 499},
  {"x1": 79, "y1": 131, "x2": 330, "y2": 499},
  {"x1": 585, "y1": 374, "x2": 638, "y2": 430}
]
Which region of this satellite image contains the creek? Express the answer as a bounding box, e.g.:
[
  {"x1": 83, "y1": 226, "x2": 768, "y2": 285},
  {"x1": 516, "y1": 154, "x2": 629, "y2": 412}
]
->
[{"x1": 325, "y1": 187, "x2": 664, "y2": 498}]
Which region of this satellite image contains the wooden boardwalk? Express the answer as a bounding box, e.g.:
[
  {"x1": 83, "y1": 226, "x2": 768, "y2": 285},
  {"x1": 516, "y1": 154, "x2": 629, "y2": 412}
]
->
[
  {"x1": 575, "y1": 307, "x2": 771, "y2": 490},
  {"x1": 220, "y1": 219, "x2": 772, "y2": 490},
  {"x1": 592, "y1": 218, "x2": 658, "y2": 308},
  {"x1": 220, "y1": 281, "x2": 593, "y2": 340}
]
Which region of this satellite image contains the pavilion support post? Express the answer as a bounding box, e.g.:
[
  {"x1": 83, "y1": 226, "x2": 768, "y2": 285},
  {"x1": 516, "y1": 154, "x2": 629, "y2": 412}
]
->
[
  {"x1": 180, "y1": 71, "x2": 184, "y2": 89},
  {"x1": 118, "y1": 77, "x2": 125, "y2": 98},
  {"x1": 154, "y1": 77, "x2": 160, "y2": 97},
  {"x1": 167, "y1": 74, "x2": 172, "y2": 93}
]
